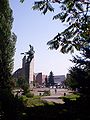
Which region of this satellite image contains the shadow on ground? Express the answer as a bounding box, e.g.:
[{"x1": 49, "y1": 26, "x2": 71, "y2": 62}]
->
[
  {"x1": 0, "y1": 91, "x2": 90, "y2": 120},
  {"x1": 23, "y1": 98, "x2": 90, "y2": 120}
]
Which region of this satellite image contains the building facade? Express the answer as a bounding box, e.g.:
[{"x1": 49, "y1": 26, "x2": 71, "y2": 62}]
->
[
  {"x1": 54, "y1": 75, "x2": 65, "y2": 85},
  {"x1": 33, "y1": 73, "x2": 65, "y2": 88}
]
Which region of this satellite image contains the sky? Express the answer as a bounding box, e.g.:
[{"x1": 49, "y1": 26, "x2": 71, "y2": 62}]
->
[{"x1": 10, "y1": 0, "x2": 74, "y2": 76}]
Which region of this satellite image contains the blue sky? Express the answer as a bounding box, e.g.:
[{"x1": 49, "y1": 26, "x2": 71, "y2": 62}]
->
[{"x1": 10, "y1": 0, "x2": 73, "y2": 76}]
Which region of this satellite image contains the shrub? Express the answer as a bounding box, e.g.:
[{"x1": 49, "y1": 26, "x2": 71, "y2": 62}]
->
[
  {"x1": 43, "y1": 90, "x2": 50, "y2": 96},
  {"x1": 61, "y1": 93, "x2": 80, "y2": 102},
  {"x1": 25, "y1": 92, "x2": 34, "y2": 98}
]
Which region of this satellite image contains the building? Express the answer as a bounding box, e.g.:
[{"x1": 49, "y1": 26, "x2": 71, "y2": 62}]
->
[
  {"x1": 54, "y1": 75, "x2": 65, "y2": 85},
  {"x1": 35, "y1": 73, "x2": 42, "y2": 86},
  {"x1": 47, "y1": 75, "x2": 65, "y2": 87},
  {"x1": 34, "y1": 73, "x2": 47, "y2": 87},
  {"x1": 33, "y1": 73, "x2": 65, "y2": 88}
]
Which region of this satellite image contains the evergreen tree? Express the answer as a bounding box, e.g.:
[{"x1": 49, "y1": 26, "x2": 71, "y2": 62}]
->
[
  {"x1": 70, "y1": 49, "x2": 90, "y2": 94},
  {"x1": 0, "y1": 0, "x2": 17, "y2": 119},
  {"x1": 48, "y1": 71, "x2": 54, "y2": 86},
  {"x1": 45, "y1": 75, "x2": 48, "y2": 87},
  {"x1": 0, "y1": 0, "x2": 16, "y2": 90},
  {"x1": 65, "y1": 46, "x2": 90, "y2": 95}
]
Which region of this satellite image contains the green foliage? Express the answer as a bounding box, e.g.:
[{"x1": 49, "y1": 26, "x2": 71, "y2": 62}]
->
[
  {"x1": 19, "y1": 95, "x2": 52, "y2": 107},
  {"x1": 65, "y1": 46, "x2": 90, "y2": 94},
  {"x1": 45, "y1": 75, "x2": 49, "y2": 87},
  {"x1": 32, "y1": 0, "x2": 90, "y2": 54},
  {"x1": 43, "y1": 90, "x2": 50, "y2": 96},
  {"x1": 0, "y1": 0, "x2": 16, "y2": 90},
  {"x1": 16, "y1": 77, "x2": 29, "y2": 93},
  {"x1": 47, "y1": 1, "x2": 90, "y2": 53},
  {"x1": 17, "y1": 77, "x2": 27, "y2": 87},
  {"x1": 22, "y1": 84, "x2": 29, "y2": 94},
  {"x1": 26, "y1": 98, "x2": 44, "y2": 107},
  {"x1": 61, "y1": 93, "x2": 80, "y2": 101},
  {"x1": 65, "y1": 67, "x2": 81, "y2": 90},
  {"x1": 32, "y1": 0, "x2": 90, "y2": 96},
  {"x1": 20, "y1": 0, "x2": 24, "y2": 3},
  {"x1": 48, "y1": 71, "x2": 54, "y2": 86},
  {"x1": 64, "y1": 41, "x2": 90, "y2": 94},
  {"x1": 25, "y1": 92, "x2": 34, "y2": 98},
  {"x1": 32, "y1": 1, "x2": 54, "y2": 14},
  {"x1": 0, "y1": 88, "x2": 25, "y2": 120}
]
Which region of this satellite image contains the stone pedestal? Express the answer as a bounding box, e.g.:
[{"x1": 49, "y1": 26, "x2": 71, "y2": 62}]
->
[
  {"x1": 22, "y1": 57, "x2": 34, "y2": 89},
  {"x1": 22, "y1": 45, "x2": 35, "y2": 89},
  {"x1": 28, "y1": 58, "x2": 34, "y2": 89}
]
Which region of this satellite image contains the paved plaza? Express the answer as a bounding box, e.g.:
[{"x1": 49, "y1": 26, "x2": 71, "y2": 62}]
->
[{"x1": 32, "y1": 88, "x2": 72, "y2": 103}]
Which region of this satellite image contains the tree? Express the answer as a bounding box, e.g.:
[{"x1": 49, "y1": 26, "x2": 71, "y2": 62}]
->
[
  {"x1": 0, "y1": 0, "x2": 17, "y2": 119},
  {"x1": 32, "y1": 0, "x2": 90, "y2": 93},
  {"x1": 48, "y1": 71, "x2": 54, "y2": 86},
  {"x1": 71, "y1": 49, "x2": 90, "y2": 94},
  {"x1": 17, "y1": 77, "x2": 29, "y2": 94},
  {"x1": 0, "y1": 0, "x2": 16, "y2": 90},
  {"x1": 32, "y1": 0, "x2": 90, "y2": 54},
  {"x1": 45, "y1": 75, "x2": 49, "y2": 87},
  {"x1": 65, "y1": 67, "x2": 85, "y2": 91},
  {"x1": 65, "y1": 45, "x2": 90, "y2": 94}
]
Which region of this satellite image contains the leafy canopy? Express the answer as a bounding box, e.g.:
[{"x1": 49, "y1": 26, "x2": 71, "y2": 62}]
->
[{"x1": 30, "y1": 0, "x2": 90, "y2": 54}]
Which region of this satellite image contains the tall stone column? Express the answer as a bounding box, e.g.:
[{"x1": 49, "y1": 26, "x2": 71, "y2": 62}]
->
[{"x1": 28, "y1": 58, "x2": 34, "y2": 89}]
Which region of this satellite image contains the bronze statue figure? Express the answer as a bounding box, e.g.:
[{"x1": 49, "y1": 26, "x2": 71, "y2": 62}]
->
[{"x1": 21, "y1": 45, "x2": 35, "y2": 63}]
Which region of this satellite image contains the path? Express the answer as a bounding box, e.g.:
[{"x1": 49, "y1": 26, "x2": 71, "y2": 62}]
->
[
  {"x1": 41, "y1": 88, "x2": 72, "y2": 104},
  {"x1": 41, "y1": 96, "x2": 64, "y2": 104}
]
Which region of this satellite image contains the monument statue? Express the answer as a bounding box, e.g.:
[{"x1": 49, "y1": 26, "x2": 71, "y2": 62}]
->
[
  {"x1": 21, "y1": 45, "x2": 35, "y2": 89},
  {"x1": 21, "y1": 44, "x2": 35, "y2": 63},
  {"x1": 26, "y1": 45, "x2": 35, "y2": 63}
]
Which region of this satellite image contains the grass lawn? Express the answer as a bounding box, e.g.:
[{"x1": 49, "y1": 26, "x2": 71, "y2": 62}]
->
[
  {"x1": 17, "y1": 93, "x2": 90, "y2": 120},
  {"x1": 19, "y1": 95, "x2": 54, "y2": 107},
  {"x1": 60, "y1": 93, "x2": 80, "y2": 101}
]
